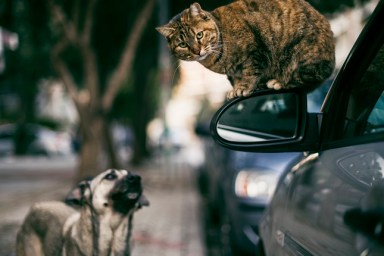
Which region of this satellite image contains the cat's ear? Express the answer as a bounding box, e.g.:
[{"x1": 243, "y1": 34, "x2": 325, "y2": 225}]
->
[
  {"x1": 156, "y1": 24, "x2": 175, "y2": 38},
  {"x1": 190, "y1": 3, "x2": 202, "y2": 16},
  {"x1": 189, "y1": 3, "x2": 209, "y2": 20}
]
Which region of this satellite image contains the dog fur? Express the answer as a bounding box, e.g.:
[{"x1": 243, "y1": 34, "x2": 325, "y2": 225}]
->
[{"x1": 16, "y1": 169, "x2": 149, "y2": 256}]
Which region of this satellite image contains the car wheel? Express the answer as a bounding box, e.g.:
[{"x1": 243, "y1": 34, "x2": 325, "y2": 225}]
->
[
  {"x1": 219, "y1": 213, "x2": 233, "y2": 256},
  {"x1": 219, "y1": 212, "x2": 257, "y2": 256}
]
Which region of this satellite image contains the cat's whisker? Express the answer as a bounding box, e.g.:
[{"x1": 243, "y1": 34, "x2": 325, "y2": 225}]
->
[
  {"x1": 211, "y1": 51, "x2": 223, "y2": 55},
  {"x1": 208, "y1": 50, "x2": 223, "y2": 58},
  {"x1": 210, "y1": 45, "x2": 223, "y2": 50},
  {"x1": 171, "y1": 62, "x2": 182, "y2": 86},
  {"x1": 204, "y1": 46, "x2": 218, "y2": 53}
]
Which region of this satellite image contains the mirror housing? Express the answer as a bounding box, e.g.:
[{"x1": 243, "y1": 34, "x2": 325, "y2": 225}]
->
[
  {"x1": 194, "y1": 122, "x2": 211, "y2": 137},
  {"x1": 210, "y1": 89, "x2": 320, "y2": 153}
]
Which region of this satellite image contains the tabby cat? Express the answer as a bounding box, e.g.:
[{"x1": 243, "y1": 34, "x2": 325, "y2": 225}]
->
[{"x1": 157, "y1": 0, "x2": 335, "y2": 99}]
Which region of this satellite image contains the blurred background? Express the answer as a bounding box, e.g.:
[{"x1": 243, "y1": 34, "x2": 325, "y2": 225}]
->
[
  {"x1": 0, "y1": 0, "x2": 377, "y2": 179},
  {"x1": 0, "y1": 0, "x2": 379, "y2": 255}
]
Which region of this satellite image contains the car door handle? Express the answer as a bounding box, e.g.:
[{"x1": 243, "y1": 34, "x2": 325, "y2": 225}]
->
[{"x1": 344, "y1": 207, "x2": 384, "y2": 243}]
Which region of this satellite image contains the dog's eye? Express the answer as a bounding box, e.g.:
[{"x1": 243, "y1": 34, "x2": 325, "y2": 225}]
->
[{"x1": 105, "y1": 173, "x2": 117, "y2": 180}]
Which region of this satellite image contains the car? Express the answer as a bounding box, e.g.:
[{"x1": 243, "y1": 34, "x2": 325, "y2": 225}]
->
[
  {"x1": 196, "y1": 120, "x2": 301, "y2": 255},
  {"x1": 195, "y1": 85, "x2": 328, "y2": 255},
  {"x1": 0, "y1": 123, "x2": 73, "y2": 156},
  {"x1": 209, "y1": 0, "x2": 384, "y2": 255}
]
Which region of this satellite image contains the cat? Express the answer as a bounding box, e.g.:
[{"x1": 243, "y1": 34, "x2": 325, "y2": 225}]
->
[{"x1": 156, "y1": 0, "x2": 335, "y2": 99}]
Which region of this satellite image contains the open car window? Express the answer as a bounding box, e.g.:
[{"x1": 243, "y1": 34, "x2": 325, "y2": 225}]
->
[
  {"x1": 343, "y1": 44, "x2": 384, "y2": 139},
  {"x1": 365, "y1": 91, "x2": 384, "y2": 134}
]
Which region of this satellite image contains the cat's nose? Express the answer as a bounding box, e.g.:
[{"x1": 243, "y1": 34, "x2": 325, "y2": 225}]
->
[{"x1": 191, "y1": 47, "x2": 201, "y2": 55}]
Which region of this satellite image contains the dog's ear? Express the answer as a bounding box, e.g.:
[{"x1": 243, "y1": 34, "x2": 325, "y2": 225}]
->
[
  {"x1": 137, "y1": 194, "x2": 150, "y2": 209},
  {"x1": 65, "y1": 177, "x2": 92, "y2": 207}
]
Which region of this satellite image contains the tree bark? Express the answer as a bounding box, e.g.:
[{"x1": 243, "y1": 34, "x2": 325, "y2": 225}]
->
[
  {"x1": 103, "y1": 118, "x2": 122, "y2": 169},
  {"x1": 77, "y1": 113, "x2": 104, "y2": 180}
]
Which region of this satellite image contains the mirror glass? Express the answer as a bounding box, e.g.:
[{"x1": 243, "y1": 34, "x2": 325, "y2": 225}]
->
[{"x1": 216, "y1": 93, "x2": 299, "y2": 142}]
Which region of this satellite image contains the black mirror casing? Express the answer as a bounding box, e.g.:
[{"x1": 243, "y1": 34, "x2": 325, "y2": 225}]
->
[{"x1": 210, "y1": 89, "x2": 320, "y2": 153}]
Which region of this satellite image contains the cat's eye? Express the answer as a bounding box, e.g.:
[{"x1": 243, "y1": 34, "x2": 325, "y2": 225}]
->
[
  {"x1": 178, "y1": 42, "x2": 188, "y2": 48},
  {"x1": 196, "y1": 31, "x2": 203, "y2": 39}
]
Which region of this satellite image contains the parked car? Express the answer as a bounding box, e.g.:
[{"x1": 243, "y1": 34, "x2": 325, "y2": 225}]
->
[
  {"x1": 210, "y1": 1, "x2": 384, "y2": 255},
  {"x1": 196, "y1": 84, "x2": 329, "y2": 255},
  {"x1": 0, "y1": 123, "x2": 73, "y2": 156},
  {"x1": 195, "y1": 132, "x2": 300, "y2": 255}
]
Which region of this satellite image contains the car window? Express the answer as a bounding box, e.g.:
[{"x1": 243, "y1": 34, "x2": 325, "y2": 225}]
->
[
  {"x1": 307, "y1": 79, "x2": 332, "y2": 113},
  {"x1": 343, "y1": 44, "x2": 384, "y2": 139},
  {"x1": 365, "y1": 91, "x2": 384, "y2": 134}
]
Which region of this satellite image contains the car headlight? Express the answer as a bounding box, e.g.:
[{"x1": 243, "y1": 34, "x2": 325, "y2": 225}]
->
[{"x1": 234, "y1": 170, "x2": 279, "y2": 200}]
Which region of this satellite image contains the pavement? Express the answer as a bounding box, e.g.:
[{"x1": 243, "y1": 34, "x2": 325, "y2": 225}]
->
[{"x1": 0, "y1": 152, "x2": 206, "y2": 256}]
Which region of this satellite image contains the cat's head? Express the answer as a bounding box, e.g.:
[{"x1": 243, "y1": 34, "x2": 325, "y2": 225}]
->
[{"x1": 156, "y1": 3, "x2": 220, "y2": 61}]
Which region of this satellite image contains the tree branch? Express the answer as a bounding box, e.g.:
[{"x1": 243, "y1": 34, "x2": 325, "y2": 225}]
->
[
  {"x1": 49, "y1": 0, "x2": 79, "y2": 43},
  {"x1": 102, "y1": 0, "x2": 155, "y2": 111},
  {"x1": 81, "y1": 45, "x2": 100, "y2": 110},
  {"x1": 77, "y1": 0, "x2": 100, "y2": 111},
  {"x1": 51, "y1": 40, "x2": 80, "y2": 105},
  {"x1": 72, "y1": 0, "x2": 81, "y2": 32},
  {"x1": 82, "y1": 0, "x2": 98, "y2": 45},
  {"x1": 49, "y1": 0, "x2": 99, "y2": 111}
]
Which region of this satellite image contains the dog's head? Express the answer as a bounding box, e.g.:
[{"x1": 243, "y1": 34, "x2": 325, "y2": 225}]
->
[{"x1": 66, "y1": 169, "x2": 149, "y2": 215}]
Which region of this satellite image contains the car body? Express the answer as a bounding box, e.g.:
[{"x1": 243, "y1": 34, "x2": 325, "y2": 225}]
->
[
  {"x1": 196, "y1": 87, "x2": 328, "y2": 255},
  {"x1": 196, "y1": 125, "x2": 301, "y2": 255},
  {"x1": 209, "y1": 0, "x2": 384, "y2": 255}
]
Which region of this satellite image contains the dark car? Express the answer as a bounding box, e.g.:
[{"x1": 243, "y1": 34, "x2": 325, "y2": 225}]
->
[
  {"x1": 196, "y1": 123, "x2": 301, "y2": 255},
  {"x1": 210, "y1": 0, "x2": 384, "y2": 255},
  {"x1": 196, "y1": 86, "x2": 328, "y2": 255},
  {"x1": 0, "y1": 123, "x2": 73, "y2": 156}
]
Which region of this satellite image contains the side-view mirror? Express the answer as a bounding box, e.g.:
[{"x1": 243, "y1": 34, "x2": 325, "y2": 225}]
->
[
  {"x1": 194, "y1": 122, "x2": 211, "y2": 137},
  {"x1": 210, "y1": 89, "x2": 319, "y2": 152}
]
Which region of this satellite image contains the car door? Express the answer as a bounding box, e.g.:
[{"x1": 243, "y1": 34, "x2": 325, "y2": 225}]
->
[{"x1": 278, "y1": 37, "x2": 384, "y2": 255}]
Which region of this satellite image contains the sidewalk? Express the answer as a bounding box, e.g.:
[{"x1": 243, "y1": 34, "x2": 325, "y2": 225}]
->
[
  {"x1": 0, "y1": 154, "x2": 205, "y2": 256},
  {"x1": 132, "y1": 158, "x2": 205, "y2": 256}
]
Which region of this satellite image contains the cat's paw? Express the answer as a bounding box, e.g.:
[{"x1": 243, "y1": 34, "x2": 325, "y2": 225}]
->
[
  {"x1": 226, "y1": 88, "x2": 253, "y2": 99},
  {"x1": 267, "y1": 79, "x2": 283, "y2": 90}
]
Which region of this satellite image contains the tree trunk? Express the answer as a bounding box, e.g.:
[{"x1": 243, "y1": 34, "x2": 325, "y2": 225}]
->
[
  {"x1": 76, "y1": 112, "x2": 105, "y2": 181},
  {"x1": 103, "y1": 118, "x2": 122, "y2": 169}
]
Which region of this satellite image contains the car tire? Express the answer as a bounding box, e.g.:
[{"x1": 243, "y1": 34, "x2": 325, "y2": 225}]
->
[
  {"x1": 219, "y1": 212, "x2": 258, "y2": 256},
  {"x1": 219, "y1": 213, "x2": 233, "y2": 256}
]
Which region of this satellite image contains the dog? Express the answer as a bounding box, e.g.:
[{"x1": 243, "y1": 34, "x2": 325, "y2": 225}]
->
[{"x1": 16, "y1": 169, "x2": 149, "y2": 256}]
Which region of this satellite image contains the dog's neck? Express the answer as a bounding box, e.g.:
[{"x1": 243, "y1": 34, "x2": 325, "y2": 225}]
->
[{"x1": 72, "y1": 207, "x2": 133, "y2": 256}]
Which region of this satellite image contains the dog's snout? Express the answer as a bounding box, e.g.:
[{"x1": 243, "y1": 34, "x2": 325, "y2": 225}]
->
[{"x1": 126, "y1": 174, "x2": 141, "y2": 183}]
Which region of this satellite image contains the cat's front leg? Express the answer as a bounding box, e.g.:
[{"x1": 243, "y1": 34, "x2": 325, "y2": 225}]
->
[
  {"x1": 266, "y1": 79, "x2": 283, "y2": 90},
  {"x1": 227, "y1": 84, "x2": 253, "y2": 99},
  {"x1": 227, "y1": 76, "x2": 258, "y2": 99}
]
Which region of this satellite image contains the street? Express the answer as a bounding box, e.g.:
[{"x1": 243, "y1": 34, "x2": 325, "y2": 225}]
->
[{"x1": 0, "y1": 152, "x2": 205, "y2": 256}]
